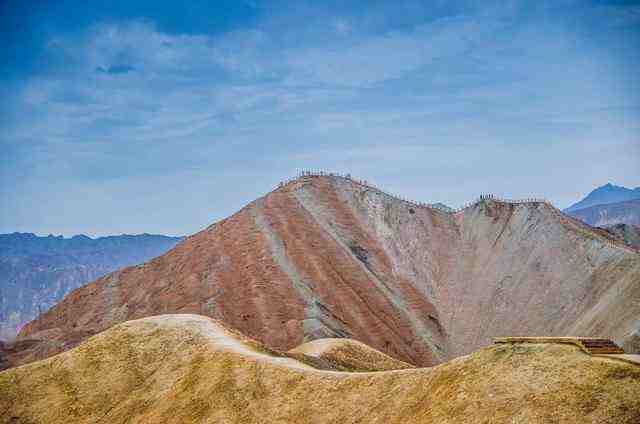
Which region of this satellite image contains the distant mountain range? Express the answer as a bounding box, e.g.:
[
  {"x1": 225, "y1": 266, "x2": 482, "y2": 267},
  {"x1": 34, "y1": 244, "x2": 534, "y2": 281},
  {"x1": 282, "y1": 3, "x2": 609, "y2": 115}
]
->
[
  {"x1": 567, "y1": 199, "x2": 640, "y2": 227},
  {"x1": 562, "y1": 183, "x2": 640, "y2": 248},
  {"x1": 564, "y1": 183, "x2": 640, "y2": 213},
  {"x1": 0, "y1": 232, "x2": 182, "y2": 340}
]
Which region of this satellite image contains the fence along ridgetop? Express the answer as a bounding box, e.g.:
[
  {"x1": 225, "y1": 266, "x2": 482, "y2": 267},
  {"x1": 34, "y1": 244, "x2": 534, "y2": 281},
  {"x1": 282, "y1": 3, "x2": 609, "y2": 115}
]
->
[
  {"x1": 271, "y1": 171, "x2": 636, "y2": 253},
  {"x1": 297, "y1": 174, "x2": 610, "y2": 234},
  {"x1": 277, "y1": 171, "x2": 552, "y2": 211}
]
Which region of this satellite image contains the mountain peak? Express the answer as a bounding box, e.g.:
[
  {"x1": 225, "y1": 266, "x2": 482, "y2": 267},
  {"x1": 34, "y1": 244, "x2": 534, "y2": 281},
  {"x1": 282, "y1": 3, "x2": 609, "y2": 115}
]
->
[{"x1": 564, "y1": 183, "x2": 640, "y2": 213}]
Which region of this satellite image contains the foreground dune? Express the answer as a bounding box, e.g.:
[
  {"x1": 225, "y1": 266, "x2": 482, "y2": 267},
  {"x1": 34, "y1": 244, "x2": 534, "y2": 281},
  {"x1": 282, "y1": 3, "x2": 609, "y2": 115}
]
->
[{"x1": 1, "y1": 314, "x2": 639, "y2": 423}]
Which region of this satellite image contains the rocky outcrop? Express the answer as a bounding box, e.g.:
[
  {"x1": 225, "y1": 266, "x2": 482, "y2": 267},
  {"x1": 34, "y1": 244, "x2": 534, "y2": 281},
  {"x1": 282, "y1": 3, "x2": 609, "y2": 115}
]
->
[
  {"x1": 2, "y1": 314, "x2": 639, "y2": 424},
  {"x1": 5, "y1": 175, "x2": 640, "y2": 370},
  {"x1": 0, "y1": 233, "x2": 182, "y2": 341}
]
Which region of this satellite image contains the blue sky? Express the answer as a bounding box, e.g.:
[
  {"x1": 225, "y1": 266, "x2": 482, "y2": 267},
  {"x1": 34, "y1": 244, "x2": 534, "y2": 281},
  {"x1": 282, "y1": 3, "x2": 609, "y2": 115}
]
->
[{"x1": 1, "y1": 0, "x2": 639, "y2": 236}]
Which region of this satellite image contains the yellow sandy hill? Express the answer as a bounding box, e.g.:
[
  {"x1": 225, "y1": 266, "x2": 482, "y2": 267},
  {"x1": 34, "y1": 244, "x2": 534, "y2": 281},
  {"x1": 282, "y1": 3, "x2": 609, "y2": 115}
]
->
[
  {"x1": 290, "y1": 337, "x2": 413, "y2": 371},
  {"x1": 1, "y1": 314, "x2": 639, "y2": 424}
]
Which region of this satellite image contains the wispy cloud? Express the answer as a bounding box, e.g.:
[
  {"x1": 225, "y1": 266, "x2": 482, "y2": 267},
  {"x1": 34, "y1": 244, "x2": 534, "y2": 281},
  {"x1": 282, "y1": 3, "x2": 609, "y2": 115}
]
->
[{"x1": 95, "y1": 65, "x2": 135, "y2": 74}]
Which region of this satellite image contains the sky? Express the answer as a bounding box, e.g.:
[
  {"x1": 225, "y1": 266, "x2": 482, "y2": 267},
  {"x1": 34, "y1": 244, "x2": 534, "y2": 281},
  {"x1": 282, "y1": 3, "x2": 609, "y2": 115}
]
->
[{"x1": 1, "y1": 0, "x2": 639, "y2": 237}]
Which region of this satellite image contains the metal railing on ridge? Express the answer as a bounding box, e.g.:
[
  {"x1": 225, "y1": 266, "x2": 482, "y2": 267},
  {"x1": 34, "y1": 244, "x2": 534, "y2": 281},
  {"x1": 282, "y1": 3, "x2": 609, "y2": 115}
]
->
[{"x1": 270, "y1": 170, "x2": 637, "y2": 254}]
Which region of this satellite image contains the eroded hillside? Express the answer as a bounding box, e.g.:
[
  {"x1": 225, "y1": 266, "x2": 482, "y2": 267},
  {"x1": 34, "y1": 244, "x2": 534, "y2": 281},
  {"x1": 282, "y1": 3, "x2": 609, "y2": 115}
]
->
[{"x1": 5, "y1": 175, "x2": 640, "y2": 369}]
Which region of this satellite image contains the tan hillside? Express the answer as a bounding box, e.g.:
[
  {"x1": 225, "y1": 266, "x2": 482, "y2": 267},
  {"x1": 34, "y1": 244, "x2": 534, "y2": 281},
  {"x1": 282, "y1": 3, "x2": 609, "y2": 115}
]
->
[
  {"x1": 1, "y1": 314, "x2": 639, "y2": 424},
  {"x1": 290, "y1": 337, "x2": 413, "y2": 371},
  {"x1": 5, "y1": 174, "x2": 640, "y2": 370}
]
